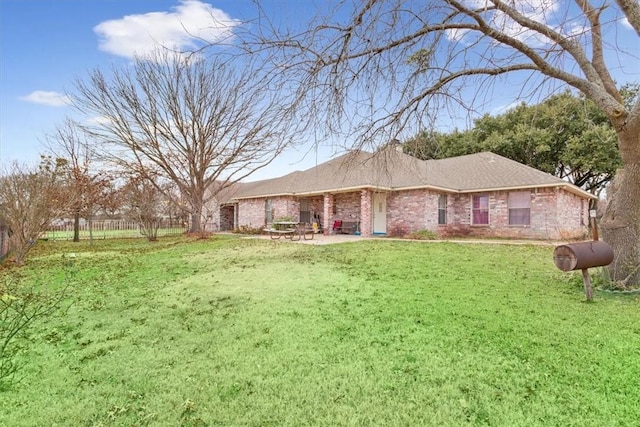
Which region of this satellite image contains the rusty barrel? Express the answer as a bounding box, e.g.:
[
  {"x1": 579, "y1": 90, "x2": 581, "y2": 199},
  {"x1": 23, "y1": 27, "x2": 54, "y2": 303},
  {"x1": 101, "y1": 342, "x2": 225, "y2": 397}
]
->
[{"x1": 553, "y1": 241, "x2": 614, "y2": 272}]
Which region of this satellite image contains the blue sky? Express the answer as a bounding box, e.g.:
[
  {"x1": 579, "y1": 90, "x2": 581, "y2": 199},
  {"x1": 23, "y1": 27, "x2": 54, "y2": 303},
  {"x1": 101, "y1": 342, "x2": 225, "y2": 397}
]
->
[
  {"x1": 0, "y1": 0, "x2": 330, "y2": 180},
  {"x1": 1, "y1": 0, "x2": 638, "y2": 180}
]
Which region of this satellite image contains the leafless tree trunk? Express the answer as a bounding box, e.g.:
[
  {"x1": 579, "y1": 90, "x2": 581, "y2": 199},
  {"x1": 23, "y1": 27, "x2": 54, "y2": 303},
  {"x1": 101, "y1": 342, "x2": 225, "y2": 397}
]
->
[
  {"x1": 239, "y1": 0, "x2": 640, "y2": 285},
  {"x1": 71, "y1": 50, "x2": 300, "y2": 234}
]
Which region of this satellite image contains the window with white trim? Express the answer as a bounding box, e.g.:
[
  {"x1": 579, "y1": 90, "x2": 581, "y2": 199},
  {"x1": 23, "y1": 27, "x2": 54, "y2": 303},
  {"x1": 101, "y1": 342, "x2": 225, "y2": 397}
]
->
[
  {"x1": 472, "y1": 195, "x2": 489, "y2": 225},
  {"x1": 265, "y1": 199, "x2": 273, "y2": 224},
  {"x1": 508, "y1": 191, "x2": 531, "y2": 225},
  {"x1": 299, "y1": 198, "x2": 311, "y2": 223},
  {"x1": 438, "y1": 194, "x2": 447, "y2": 225}
]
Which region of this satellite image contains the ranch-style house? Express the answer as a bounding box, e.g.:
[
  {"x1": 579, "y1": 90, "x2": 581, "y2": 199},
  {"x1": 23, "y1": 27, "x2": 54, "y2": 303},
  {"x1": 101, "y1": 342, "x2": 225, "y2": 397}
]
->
[{"x1": 214, "y1": 147, "x2": 595, "y2": 240}]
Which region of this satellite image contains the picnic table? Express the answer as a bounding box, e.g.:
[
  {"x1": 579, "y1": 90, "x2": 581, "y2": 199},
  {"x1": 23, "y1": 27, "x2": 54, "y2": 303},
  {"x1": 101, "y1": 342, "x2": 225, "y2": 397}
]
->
[{"x1": 264, "y1": 222, "x2": 314, "y2": 241}]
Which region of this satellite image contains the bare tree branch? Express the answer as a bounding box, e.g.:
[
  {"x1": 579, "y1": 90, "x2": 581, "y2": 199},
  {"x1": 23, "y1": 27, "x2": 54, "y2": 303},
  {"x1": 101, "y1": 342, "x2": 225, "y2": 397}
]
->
[
  {"x1": 0, "y1": 160, "x2": 70, "y2": 265},
  {"x1": 45, "y1": 119, "x2": 114, "y2": 242},
  {"x1": 239, "y1": 0, "x2": 637, "y2": 150},
  {"x1": 71, "y1": 50, "x2": 300, "y2": 232},
  {"x1": 616, "y1": 0, "x2": 640, "y2": 35}
]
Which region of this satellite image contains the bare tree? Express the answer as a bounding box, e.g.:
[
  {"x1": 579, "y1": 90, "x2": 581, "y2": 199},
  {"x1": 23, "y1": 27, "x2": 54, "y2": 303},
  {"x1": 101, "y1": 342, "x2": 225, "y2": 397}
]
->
[
  {"x1": 241, "y1": 0, "x2": 640, "y2": 285},
  {"x1": 121, "y1": 175, "x2": 176, "y2": 242},
  {"x1": 71, "y1": 50, "x2": 298, "y2": 234},
  {"x1": 0, "y1": 159, "x2": 69, "y2": 266},
  {"x1": 46, "y1": 119, "x2": 114, "y2": 243}
]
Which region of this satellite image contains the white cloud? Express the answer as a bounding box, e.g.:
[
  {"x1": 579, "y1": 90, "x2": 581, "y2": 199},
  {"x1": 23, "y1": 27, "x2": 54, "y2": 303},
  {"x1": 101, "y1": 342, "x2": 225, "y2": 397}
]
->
[
  {"x1": 94, "y1": 0, "x2": 240, "y2": 59},
  {"x1": 19, "y1": 91, "x2": 71, "y2": 107},
  {"x1": 621, "y1": 16, "x2": 632, "y2": 30},
  {"x1": 446, "y1": 28, "x2": 471, "y2": 43}
]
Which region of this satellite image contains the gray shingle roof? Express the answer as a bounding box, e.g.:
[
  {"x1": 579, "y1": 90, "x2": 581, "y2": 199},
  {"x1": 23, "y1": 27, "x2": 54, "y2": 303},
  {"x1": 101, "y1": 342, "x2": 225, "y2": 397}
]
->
[{"x1": 232, "y1": 149, "x2": 594, "y2": 199}]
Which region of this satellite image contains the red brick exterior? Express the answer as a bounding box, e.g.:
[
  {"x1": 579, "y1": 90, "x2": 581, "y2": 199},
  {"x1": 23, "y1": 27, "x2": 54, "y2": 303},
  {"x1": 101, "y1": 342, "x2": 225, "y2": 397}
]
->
[
  {"x1": 334, "y1": 192, "x2": 361, "y2": 221},
  {"x1": 360, "y1": 190, "x2": 372, "y2": 237},
  {"x1": 323, "y1": 194, "x2": 334, "y2": 235},
  {"x1": 236, "y1": 186, "x2": 589, "y2": 240},
  {"x1": 238, "y1": 195, "x2": 327, "y2": 230},
  {"x1": 443, "y1": 188, "x2": 589, "y2": 240},
  {"x1": 386, "y1": 189, "x2": 439, "y2": 236},
  {"x1": 237, "y1": 198, "x2": 267, "y2": 229}
]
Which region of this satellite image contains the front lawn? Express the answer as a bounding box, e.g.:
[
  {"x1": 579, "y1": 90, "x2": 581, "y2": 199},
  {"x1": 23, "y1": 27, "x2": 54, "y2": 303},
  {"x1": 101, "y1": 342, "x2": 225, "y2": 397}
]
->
[{"x1": 1, "y1": 236, "x2": 638, "y2": 426}]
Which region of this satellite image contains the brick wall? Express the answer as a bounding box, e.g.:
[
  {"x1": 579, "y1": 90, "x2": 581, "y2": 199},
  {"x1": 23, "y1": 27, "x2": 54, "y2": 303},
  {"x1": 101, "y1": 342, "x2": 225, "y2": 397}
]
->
[
  {"x1": 555, "y1": 190, "x2": 589, "y2": 240},
  {"x1": 322, "y1": 191, "x2": 365, "y2": 235},
  {"x1": 271, "y1": 196, "x2": 298, "y2": 221},
  {"x1": 386, "y1": 189, "x2": 439, "y2": 236},
  {"x1": 440, "y1": 188, "x2": 588, "y2": 240},
  {"x1": 333, "y1": 192, "x2": 361, "y2": 222},
  {"x1": 449, "y1": 194, "x2": 471, "y2": 234},
  {"x1": 380, "y1": 187, "x2": 589, "y2": 240},
  {"x1": 237, "y1": 187, "x2": 589, "y2": 240},
  {"x1": 237, "y1": 198, "x2": 266, "y2": 229},
  {"x1": 238, "y1": 195, "x2": 324, "y2": 230},
  {"x1": 323, "y1": 194, "x2": 334, "y2": 235},
  {"x1": 360, "y1": 190, "x2": 372, "y2": 237}
]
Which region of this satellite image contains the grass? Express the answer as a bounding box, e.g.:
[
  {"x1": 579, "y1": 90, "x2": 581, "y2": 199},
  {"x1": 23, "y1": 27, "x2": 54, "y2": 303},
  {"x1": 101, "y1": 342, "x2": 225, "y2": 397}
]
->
[{"x1": 1, "y1": 235, "x2": 639, "y2": 426}]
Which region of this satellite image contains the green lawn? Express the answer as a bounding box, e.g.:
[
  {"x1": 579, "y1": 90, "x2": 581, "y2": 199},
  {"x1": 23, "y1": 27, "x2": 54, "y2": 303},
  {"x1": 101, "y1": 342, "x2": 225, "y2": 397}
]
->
[{"x1": 1, "y1": 236, "x2": 639, "y2": 426}]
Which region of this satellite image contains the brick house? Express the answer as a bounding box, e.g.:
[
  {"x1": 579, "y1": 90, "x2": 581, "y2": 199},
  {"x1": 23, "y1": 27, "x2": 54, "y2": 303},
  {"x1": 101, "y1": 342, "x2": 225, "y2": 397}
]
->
[{"x1": 220, "y1": 148, "x2": 594, "y2": 240}]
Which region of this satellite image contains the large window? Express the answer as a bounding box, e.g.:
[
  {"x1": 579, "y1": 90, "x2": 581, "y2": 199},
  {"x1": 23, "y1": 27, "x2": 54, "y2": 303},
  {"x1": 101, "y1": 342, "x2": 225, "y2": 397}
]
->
[
  {"x1": 438, "y1": 194, "x2": 447, "y2": 225},
  {"x1": 472, "y1": 195, "x2": 489, "y2": 225},
  {"x1": 508, "y1": 191, "x2": 531, "y2": 225},
  {"x1": 265, "y1": 199, "x2": 273, "y2": 224}
]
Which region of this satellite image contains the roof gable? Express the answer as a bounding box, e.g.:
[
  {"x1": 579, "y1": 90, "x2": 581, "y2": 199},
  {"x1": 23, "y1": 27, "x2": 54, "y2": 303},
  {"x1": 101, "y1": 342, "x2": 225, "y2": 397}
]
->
[
  {"x1": 426, "y1": 152, "x2": 564, "y2": 191},
  {"x1": 232, "y1": 149, "x2": 594, "y2": 199}
]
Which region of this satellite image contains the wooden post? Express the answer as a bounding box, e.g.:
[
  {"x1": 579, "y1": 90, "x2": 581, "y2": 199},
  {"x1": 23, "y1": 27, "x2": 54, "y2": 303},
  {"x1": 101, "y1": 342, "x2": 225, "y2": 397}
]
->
[
  {"x1": 581, "y1": 268, "x2": 593, "y2": 302},
  {"x1": 588, "y1": 213, "x2": 604, "y2": 302},
  {"x1": 589, "y1": 209, "x2": 598, "y2": 241}
]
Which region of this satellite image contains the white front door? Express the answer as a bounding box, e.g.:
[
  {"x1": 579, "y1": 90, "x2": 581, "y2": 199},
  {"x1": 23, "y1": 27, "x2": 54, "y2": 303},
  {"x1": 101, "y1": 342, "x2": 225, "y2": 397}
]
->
[{"x1": 372, "y1": 192, "x2": 387, "y2": 234}]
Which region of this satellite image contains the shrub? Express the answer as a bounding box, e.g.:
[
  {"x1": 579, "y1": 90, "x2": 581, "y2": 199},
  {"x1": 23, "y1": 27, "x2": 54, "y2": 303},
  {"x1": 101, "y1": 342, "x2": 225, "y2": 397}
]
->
[
  {"x1": 439, "y1": 224, "x2": 472, "y2": 238},
  {"x1": 387, "y1": 225, "x2": 410, "y2": 238},
  {"x1": 407, "y1": 229, "x2": 438, "y2": 240}
]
